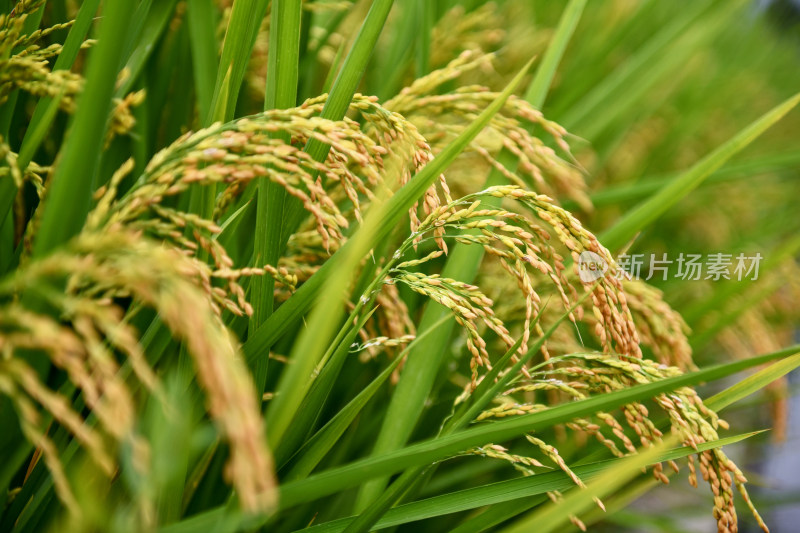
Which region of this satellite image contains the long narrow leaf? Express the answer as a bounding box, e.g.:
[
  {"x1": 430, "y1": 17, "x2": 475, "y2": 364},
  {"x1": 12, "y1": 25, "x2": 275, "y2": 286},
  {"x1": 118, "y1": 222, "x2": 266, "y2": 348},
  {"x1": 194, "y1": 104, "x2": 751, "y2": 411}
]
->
[
  {"x1": 299, "y1": 433, "x2": 758, "y2": 533},
  {"x1": 250, "y1": 0, "x2": 303, "y2": 395},
  {"x1": 562, "y1": 151, "x2": 800, "y2": 210},
  {"x1": 501, "y1": 436, "x2": 679, "y2": 533},
  {"x1": 187, "y1": 0, "x2": 219, "y2": 122},
  {"x1": 279, "y1": 0, "x2": 396, "y2": 244},
  {"x1": 32, "y1": 1, "x2": 138, "y2": 256},
  {"x1": 207, "y1": 0, "x2": 269, "y2": 124},
  {"x1": 558, "y1": 0, "x2": 712, "y2": 129},
  {"x1": 705, "y1": 353, "x2": 800, "y2": 412},
  {"x1": 116, "y1": 0, "x2": 179, "y2": 97},
  {"x1": 276, "y1": 344, "x2": 798, "y2": 509},
  {"x1": 282, "y1": 314, "x2": 450, "y2": 479},
  {"x1": 275, "y1": 308, "x2": 380, "y2": 469},
  {"x1": 524, "y1": 0, "x2": 587, "y2": 110},
  {"x1": 599, "y1": 92, "x2": 800, "y2": 253}
]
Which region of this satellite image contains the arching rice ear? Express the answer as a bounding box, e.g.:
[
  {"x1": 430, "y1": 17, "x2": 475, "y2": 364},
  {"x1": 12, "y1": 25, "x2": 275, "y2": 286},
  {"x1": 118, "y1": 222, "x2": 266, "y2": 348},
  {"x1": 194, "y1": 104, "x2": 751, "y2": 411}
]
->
[
  {"x1": 384, "y1": 185, "x2": 641, "y2": 388},
  {"x1": 474, "y1": 353, "x2": 766, "y2": 533},
  {"x1": 1, "y1": 230, "x2": 277, "y2": 516},
  {"x1": 89, "y1": 94, "x2": 449, "y2": 262},
  {"x1": 386, "y1": 50, "x2": 591, "y2": 212}
]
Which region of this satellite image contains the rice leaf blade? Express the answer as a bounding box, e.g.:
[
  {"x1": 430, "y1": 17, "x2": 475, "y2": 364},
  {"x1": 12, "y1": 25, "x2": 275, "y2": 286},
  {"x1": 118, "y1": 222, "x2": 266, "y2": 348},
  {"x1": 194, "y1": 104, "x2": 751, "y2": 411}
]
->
[
  {"x1": 32, "y1": 1, "x2": 140, "y2": 257},
  {"x1": 187, "y1": 0, "x2": 219, "y2": 121},
  {"x1": 250, "y1": 0, "x2": 303, "y2": 397},
  {"x1": 296, "y1": 432, "x2": 758, "y2": 533},
  {"x1": 275, "y1": 344, "x2": 799, "y2": 509},
  {"x1": 599, "y1": 91, "x2": 800, "y2": 253},
  {"x1": 705, "y1": 353, "x2": 800, "y2": 412},
  {"x1": 524, "y1": 0, "x2": 587, "y2": 110}
]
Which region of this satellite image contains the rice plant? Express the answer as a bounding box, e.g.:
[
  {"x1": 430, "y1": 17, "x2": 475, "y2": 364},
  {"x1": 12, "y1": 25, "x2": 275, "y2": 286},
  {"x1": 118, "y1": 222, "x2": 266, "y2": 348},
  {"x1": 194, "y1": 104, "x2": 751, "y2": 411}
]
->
[{"x1": 1, "y1": 1, "x2": 799, "y2": 532}]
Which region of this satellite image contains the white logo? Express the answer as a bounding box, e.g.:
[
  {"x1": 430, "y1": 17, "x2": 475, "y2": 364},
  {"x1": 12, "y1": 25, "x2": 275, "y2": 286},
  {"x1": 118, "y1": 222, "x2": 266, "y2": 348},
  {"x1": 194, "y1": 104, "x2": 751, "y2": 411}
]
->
[{"x1": 577, "y1": 251, "x2": 608, "y2": 282}]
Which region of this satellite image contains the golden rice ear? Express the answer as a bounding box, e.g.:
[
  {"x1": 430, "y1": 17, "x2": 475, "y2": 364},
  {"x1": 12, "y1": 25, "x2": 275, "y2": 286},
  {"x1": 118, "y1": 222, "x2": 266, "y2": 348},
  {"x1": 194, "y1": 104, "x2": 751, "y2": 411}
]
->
[
  {"x1": 0, "y1": 362, "x2": 91, "y2": 516},
  {"x1": 81, "y1": 95, "x2": 453, "y2": 366},
  {"x1": 72, "y1": 231, "x2": 279, "y2": 513},
  {"x1": 2, "y1": 230, "x2": 278, "y2": 516},
  {"x1": 152, "y1": 276, "x2": 277, "y2": 512},
  {"x1": 392, "y1": 185, "x2": 642, "y2": 377},
  {"x1": 622, "y1": 279, "x2": 694, "y2": 370},
  {"x1": 92, "y1": 94, "x2": 447, "y2": 262},
  {"x1": 473, "y1": 352, "x2": 751, "y2": 533},
  {"x1": 386, "y1": 50, "x2": 590, "y2": 211}
]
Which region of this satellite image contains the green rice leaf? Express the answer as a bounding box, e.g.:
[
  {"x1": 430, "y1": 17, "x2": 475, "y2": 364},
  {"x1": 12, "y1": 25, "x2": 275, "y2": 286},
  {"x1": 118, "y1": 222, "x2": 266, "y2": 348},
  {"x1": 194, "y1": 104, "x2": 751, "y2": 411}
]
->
[
  {"x1": 500, "y1": 437, "x2": 678, "y2": 533},
  {"x1": 186, "y1": 0, "x2": 219, "y2": 121},
  {"x1": 207, "y1": 0, "x2": 269, "y2": 124},
  {"x1": 297, "y1": 433, "x2": 758, "y2": 533},
  {"x1": 524, "y1": 0, "x2": 587, "y2": 110},
  {"x1": 250, "y1": 0, "x2": 303, "y2": 396},
  {"x1": 32, "y1": 1, "x2": 139, "y2": 257},
  {"x1": 599, "y1": 91, "x2": 800, "y2": 253},
  {"x1": 276, "y1": 344, "x2": 798, "y2": 509},
  {"x1": 705, "y1": 353, "x2": 800, "y2": 412}
]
